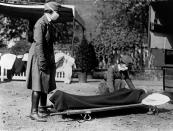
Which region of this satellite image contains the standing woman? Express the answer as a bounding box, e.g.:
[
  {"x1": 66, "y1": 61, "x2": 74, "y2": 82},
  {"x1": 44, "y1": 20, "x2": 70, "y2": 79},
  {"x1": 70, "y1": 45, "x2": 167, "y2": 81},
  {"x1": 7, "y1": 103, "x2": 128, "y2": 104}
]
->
[{"x1": 26, "y1": 2, "x2": 60, "y2": 122}]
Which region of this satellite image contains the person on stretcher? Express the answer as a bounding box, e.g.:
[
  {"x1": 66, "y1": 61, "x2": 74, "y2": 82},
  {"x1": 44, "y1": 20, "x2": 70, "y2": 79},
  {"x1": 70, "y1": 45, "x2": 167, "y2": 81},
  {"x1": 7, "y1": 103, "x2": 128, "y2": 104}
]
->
[
  {"x1": 98, "y1": 53, "x2": 135, "y2": 95},
  {"x1": 48, "y1": 53, "x2": 171, "y2": 114}
]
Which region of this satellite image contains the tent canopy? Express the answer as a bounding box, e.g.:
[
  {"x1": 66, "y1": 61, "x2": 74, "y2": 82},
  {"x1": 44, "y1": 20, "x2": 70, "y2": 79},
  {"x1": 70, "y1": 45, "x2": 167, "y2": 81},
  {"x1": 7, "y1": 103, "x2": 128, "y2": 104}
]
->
[{"x1": 0, "y1": 2, "x2": 85, "y2": 28}]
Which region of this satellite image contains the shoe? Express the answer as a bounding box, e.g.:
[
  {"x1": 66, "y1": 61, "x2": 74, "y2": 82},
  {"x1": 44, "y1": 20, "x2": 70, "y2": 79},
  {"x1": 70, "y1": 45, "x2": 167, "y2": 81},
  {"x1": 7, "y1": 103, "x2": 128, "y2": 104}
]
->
[
  {"x1": 30, "y1": 113, "x2": 47, "y2": 122},
  {"x1": 39, "y1": 108, "x2": 51, "y2": 117},
  {"x1": 49, "y1": 107, "x2": 57, "y2": 113}
]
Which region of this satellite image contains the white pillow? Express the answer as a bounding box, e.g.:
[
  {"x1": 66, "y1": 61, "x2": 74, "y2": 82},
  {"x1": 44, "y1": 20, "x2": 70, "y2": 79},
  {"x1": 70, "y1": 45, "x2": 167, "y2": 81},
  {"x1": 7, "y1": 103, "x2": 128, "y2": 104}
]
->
[{"x1": 142, "y1": 93, "x2": 170, "y2": 106}]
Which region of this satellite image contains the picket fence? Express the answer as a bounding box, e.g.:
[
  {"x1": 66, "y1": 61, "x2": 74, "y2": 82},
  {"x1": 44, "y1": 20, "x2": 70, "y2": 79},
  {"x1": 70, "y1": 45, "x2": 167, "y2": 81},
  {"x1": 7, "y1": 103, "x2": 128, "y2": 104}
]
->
[{"x1": 0, "y1": 67, "x2": 65, "y2": 82}]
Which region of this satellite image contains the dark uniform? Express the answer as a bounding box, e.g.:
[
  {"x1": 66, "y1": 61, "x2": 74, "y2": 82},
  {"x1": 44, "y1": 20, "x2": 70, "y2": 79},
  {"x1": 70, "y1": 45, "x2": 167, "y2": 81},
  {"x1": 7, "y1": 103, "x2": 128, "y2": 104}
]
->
[
  {"x1": 99, "y1": 64, "x2": 127, "y2": 94},
  {"x1": 26, "y1": 15, "x2": 56, "y2": 93},
  {"x1": 106, "y1": 64, "x2": 128, "y2": 92},
  {"x1": 26, "y1": 1, "x2": 60, "y2": 121},
  {"x1": 98, "y1": 55, "x2": 135, "y2": 95}
]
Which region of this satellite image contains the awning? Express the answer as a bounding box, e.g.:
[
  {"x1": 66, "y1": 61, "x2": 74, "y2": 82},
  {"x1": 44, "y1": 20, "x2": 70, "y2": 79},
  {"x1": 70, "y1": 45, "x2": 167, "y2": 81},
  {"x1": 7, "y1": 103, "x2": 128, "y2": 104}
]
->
[
  {"x1": 149, "y1": 0, "x2": 173, "y2": 49},
  {"x1": 150, "y1": 1, "x2": 173, "y2": 27},
  {"x1": 0, "y1": 2, "x2": 85, "y2": 28}
]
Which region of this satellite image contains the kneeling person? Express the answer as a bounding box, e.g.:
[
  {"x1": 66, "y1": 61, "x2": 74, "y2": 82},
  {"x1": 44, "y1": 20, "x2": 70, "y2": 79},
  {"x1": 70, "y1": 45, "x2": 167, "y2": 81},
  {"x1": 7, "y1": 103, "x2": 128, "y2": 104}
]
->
[{"x1": 99, "y1": 54, "x2": 135, "y2": 95}]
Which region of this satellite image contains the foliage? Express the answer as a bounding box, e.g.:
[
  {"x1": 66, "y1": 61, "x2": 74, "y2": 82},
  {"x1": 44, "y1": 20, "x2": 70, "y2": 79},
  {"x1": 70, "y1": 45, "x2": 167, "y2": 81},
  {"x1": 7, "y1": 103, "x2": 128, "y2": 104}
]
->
[
  {"x1": 0, "y1": 15, "x2": 30, "y2": 55},
  {"x1": 0, "y1": 15, "x2": 28, "y2": 45},
  {"x1": 0, "y1": 17, "x2": 28, "y2": 40},
  {"x1": 93, "y1": 0, "x2": 149, "y2": 69},
  {"x1": 87, "y1": 41, "x2": 99, "y2": 71},
  {"x1": 75, "y1": 37, "x2": 98, "y2": 73},
  {"x1": 9, "y1": 40, "x2": 31, "y2": 55}
]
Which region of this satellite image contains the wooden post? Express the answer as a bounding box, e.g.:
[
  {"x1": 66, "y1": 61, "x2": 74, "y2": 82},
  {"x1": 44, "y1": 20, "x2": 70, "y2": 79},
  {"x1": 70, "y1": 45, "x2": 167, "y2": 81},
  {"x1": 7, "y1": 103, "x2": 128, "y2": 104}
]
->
[
  {"x1": 1, "y1": 66, "x2": 4, "y2": 82},
  {"x1": 148, "y1": 3, "x2": 151, "y2": 50},
  {"x1": 72, "y1": 18, "x2": 76, "y2": 56}
]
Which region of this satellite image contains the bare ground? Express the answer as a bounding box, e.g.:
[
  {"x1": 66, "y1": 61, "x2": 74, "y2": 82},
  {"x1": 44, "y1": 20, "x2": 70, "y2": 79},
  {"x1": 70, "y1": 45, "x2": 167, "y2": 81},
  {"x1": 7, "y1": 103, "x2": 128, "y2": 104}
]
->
[{"x1": 0, "y1": 79, "x2": 173, "y2": 131}]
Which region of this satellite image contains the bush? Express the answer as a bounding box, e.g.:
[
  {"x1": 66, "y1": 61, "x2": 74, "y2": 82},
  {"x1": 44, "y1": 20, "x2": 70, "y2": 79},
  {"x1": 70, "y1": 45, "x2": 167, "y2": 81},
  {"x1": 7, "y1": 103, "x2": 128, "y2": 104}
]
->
[
  {"x1": 75, "y1": 37, "x2": 98, "y2": 73},
  {"x1": 9, "y1": 40, "x2": 31, "y2": 55}
]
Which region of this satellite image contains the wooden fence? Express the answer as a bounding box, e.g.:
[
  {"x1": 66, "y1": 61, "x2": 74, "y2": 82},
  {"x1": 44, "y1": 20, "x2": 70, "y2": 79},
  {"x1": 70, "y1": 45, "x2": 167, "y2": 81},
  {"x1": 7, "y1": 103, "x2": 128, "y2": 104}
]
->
[{"x1": 0, "y1": 67, "x2": 65, "y2": 82}]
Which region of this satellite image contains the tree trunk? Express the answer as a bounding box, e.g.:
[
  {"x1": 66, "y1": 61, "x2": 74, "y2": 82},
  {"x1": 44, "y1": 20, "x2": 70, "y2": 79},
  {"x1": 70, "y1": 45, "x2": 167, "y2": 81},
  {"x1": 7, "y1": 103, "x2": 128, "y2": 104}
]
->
[
  {"x1": 87, "y1": 72, "x2": 93, "y2": 79},
  {"x1": 78, "y1": 72, "x2": 87, "y2": 83}
]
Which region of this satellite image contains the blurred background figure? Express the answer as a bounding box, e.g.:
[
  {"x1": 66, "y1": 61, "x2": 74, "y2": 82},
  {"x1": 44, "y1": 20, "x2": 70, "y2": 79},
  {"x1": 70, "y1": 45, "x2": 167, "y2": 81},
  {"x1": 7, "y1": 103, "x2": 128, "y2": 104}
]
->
[
  {"x1": 63, "y1": 53, "x2": 76, "y2": 84},
  {"x1": 55, "y1": 51, "x2": 76, "y2": 84}
]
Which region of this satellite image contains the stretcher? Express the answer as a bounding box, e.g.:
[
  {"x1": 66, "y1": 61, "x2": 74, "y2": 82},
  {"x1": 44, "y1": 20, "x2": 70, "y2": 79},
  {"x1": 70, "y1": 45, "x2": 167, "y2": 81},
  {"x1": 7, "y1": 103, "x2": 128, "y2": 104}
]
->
[
  {"x1": 42, "y1": 103, "x2": 158, "y2": 121},
  {"x1": 45, "y1": 90, "x2": 171, "y2": 120}
]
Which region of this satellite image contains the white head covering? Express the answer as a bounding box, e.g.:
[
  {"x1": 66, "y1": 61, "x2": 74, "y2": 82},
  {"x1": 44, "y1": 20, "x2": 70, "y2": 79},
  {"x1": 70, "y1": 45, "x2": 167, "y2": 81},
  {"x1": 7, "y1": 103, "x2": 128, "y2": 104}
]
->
[{"x1": 44, "y1": 1, "x2": 60, "y2": 12}]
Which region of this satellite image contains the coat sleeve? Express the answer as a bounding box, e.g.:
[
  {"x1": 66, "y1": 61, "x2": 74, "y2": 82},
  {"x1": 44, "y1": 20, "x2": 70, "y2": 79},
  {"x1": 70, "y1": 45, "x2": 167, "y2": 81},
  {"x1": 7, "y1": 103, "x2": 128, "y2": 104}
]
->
[
  {"x1": 34, "y1": 22, "x2": 48, "y2": 72},
  {"x1": 122, "y1": 70, "x2": 136, "y2": 89}
]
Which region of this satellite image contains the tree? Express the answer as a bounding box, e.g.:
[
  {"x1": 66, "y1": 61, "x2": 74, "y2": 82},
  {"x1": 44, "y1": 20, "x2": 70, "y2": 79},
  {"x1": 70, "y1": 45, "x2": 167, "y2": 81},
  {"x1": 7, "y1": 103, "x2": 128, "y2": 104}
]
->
[
  {"x1": 0, "y1": 15, "x2": 28, "y2": 44},
  {"x1": 75, "y1": 37, "x2": 98, "y2": 73},
  {"x1": 93, "y1": 0, "x2": 149, "y2": 70}
]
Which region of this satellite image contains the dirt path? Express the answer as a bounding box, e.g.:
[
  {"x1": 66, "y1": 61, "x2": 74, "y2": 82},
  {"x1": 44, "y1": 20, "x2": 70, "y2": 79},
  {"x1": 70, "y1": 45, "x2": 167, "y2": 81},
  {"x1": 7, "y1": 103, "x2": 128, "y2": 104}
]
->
[{"x1": 0, "y1": 80, "x2": 173, "y2": 131}]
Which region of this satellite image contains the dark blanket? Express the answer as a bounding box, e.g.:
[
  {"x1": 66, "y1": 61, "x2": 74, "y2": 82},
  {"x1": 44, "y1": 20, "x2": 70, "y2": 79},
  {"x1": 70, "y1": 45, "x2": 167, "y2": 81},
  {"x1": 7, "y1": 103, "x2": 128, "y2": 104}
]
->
[
  {"x1": 49, "y1": 88, "x2": 146, "y2": 112},
  {"x1": 12, "y1": 58, "x2": 26, "y2": 74},
  {"x1": 7, "y1": 58, "x2": 27, "y2": 80}
]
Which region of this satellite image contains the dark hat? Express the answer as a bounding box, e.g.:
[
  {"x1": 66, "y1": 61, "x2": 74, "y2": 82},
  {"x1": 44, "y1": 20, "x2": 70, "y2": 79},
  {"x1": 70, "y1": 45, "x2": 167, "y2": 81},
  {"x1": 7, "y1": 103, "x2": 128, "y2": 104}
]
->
[
  {"x1": 44, "y1": 1, "x2": 60, "y2": 11},
  {"x1": 120, "y1": 54, "x2": 133, "y2": 65}
]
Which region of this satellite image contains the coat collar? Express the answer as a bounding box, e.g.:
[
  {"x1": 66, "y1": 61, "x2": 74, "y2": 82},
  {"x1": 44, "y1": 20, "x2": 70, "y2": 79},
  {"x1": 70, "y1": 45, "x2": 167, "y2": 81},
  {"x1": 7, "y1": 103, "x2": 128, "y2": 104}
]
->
[{"x1": 42, "y1": 14, "x2": 50, "y2": 24}]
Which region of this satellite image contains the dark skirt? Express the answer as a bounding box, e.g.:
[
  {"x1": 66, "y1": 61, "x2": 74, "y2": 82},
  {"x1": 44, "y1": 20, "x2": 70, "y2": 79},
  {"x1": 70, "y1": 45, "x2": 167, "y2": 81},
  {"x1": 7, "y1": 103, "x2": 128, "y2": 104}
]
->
[{"x1": 26, "y1": 43, "x2": 56, "y2": 94}]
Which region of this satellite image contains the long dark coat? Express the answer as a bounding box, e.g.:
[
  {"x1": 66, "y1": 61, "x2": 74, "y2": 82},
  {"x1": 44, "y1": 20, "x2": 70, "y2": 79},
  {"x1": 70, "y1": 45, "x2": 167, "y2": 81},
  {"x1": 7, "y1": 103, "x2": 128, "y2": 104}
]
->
[{"x1": 26, "y1": 15, "x2": 56, "y2": 94}]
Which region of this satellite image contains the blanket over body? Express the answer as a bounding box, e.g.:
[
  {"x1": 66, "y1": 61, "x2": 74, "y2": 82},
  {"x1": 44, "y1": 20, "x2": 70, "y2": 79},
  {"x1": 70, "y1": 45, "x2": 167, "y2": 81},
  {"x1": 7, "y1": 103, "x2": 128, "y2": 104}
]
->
[{"x1": 49, "y1": 88, "x2": 146, "y2": 112}]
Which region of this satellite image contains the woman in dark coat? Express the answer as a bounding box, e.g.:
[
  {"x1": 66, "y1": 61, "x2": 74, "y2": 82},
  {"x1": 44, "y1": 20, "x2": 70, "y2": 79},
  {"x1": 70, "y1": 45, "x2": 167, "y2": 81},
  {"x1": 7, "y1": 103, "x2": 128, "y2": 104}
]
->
[{"x1": 26, "y1": 1, "x2": 60, "y2": 122}]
